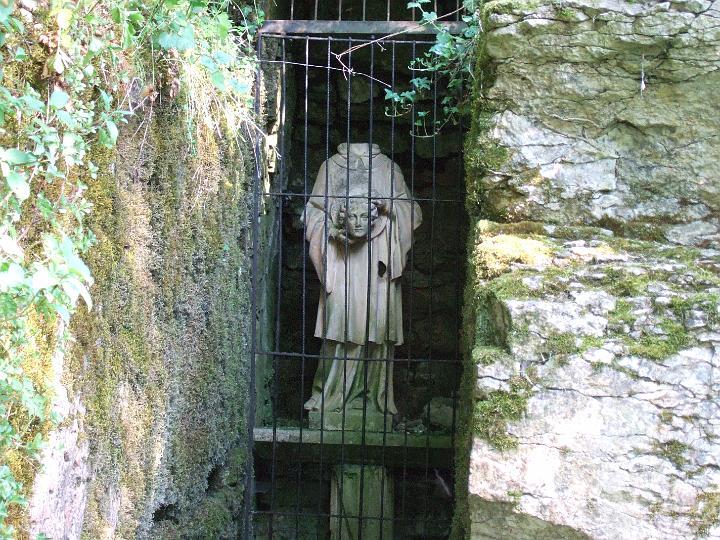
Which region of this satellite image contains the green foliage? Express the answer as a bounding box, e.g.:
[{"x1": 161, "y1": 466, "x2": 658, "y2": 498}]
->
[
  {"x1": 0, "y1": 0, "x2": 260, "y2": 533},
  {"x1": 384, "y1": 0, "x2": 480, "y2": 134}
]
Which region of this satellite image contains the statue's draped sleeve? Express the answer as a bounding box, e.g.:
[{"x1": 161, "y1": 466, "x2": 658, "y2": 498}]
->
[
  {"x1": 305, "y1": 161, "x2": 337, "y2": 293},
  {"x1": 383, "y1": 161, "x2": 422, "y2": 281}
]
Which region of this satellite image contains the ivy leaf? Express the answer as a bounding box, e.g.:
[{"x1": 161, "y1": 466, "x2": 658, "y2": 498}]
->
[
  {"x1": 2, "y1": 148, "x2": 35, "y2": 165},
  {"x1": 55, "y1": 109, "x2": 75, "y2": 127},
  {"x1": 199, "y1": 54, "x2": 215, "y2": 70},
  {"x1": 410, "y1": 77, "x2": 431, "y2": 90},
  {"x1": 5, "y1": 170, "x2": 30, "y2": 201},
  {"x1": 30, "y1": 267, "x2": 54, "y2": 291},
  {"x1": 0, "y1": 263, "x2": 25, "y2": 290},
  {"x1": 20, "y1": 93, "x2": 45, "y2": 112},
  {"x1": 0, "y1": 0, "x2": 14, "y2": 25},
  {"x1": 56, "y1": 8, "x2": 73, "y2": 30},
  {"x1": 62, "y1": 277, "x2": 92, "y2": 309},
  {"x1": 214, "y1": 12, "x2": 231, "y2": 40},
  {"x1": 157, "y1": 26, "x2": 195, "y2": 51},
  {"x1": 210, "y1": 71, "x2": 226, "y2": 91},
  {"x1": 25, "y1": 432, "x2": 45, "y2": 458},
  {"x1": 229, "y1": 78, "x2": 250, "y2": 95},
  {"x1": 36, "y1": 193, "x2": 54, "y2": 220},
  {"x1": 213, "y1": 50, "x2": 233, "y2": 66},
  {"x1": 384, "y1": 88, "x2": 400, "y2": 102},
  {"x1": 105, "y1": 119, "x2": 118, "y2": 145},
  {"x1": 421, "y1": 11, "x2": 437, "y2": 23},
  {"x1": 49, "y1": 89, "x2": 69, "y2": 109}
]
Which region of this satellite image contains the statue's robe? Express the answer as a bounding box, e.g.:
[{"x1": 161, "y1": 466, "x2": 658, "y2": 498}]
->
[{"x1": 303, "y1": 143, "x2": 422, "y2": 416}]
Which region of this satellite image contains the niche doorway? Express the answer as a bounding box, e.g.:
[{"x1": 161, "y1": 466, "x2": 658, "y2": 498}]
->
[{"x1": 249, "y1": 3, "x2": 468, "y2": 537}]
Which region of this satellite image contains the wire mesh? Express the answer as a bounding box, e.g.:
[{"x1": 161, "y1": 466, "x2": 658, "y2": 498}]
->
[{"x1": 247, "y1": 25, "x2": 467, "y2": 539}]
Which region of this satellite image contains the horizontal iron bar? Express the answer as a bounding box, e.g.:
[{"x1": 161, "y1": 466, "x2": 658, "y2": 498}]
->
[
  {"x1": 256, "y1": 350, "x2": 462, "y2": 365},
  {"x1": 262, "y1": 191, "x2": 465, "y2": 204},
  {"x1": 254, "y1": 427, "x2": 451, "y2": 448},
  {"x1": 259, "y1": 20, "x2": 467, "y2": 35},
  {"x1": 253, "y1": 429, "x2": 453, "y2": 466},
  {"x1": 259, "y1": 33, "x2": 436, "y2": 45},
  {"x1": 253, "y1": 509, "x2": 453, "y2": 524}
]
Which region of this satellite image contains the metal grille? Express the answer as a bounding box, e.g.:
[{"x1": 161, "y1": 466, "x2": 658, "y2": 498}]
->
[{"x1": 246, "y1": 13, "x2": 467, "y2": 538}]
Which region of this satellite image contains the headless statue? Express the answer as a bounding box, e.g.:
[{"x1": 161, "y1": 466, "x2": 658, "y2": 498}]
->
[{"x1": 303, "y1": 143, "x2": 422, "y2": 423}]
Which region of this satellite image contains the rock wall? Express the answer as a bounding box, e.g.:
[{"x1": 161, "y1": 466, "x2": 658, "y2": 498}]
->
[
  {"x1": 459, "y1": 1, "x2": 720, "y2": 538},
  {"x1": 27, "y1": 94, "x2": 254, "y2": 538},
  {"x1": 469, "y1": 0, "x2": 720, "y2": 247}
]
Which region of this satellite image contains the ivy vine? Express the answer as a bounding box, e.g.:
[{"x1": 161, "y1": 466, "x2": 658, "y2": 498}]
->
[
  {"x1": 384, "y1": 0, "x2": 481, "y2": 135},
  {"x1": 0, "y1": 0, "x2": 260, "y2": 535}
]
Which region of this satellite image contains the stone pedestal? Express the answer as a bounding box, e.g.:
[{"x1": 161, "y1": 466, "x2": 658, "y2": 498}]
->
[
  {"x1": 309, "y1": 409, "x2": 393, "y2": 432},
  {"x1": 330, "y1": 464, "x2": 393, "y2": 540}
]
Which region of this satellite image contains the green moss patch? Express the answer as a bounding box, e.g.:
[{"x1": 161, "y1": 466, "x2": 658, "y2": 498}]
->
[
  {"x1": 653, "y1": 439, "x2": 691, "y2": 470},
  {"x1": 473, "y1": 378, "x2": 532, "y2": 451},
  {"x1": 692, "y1": 492, "x2": 720, "y2": 537}
]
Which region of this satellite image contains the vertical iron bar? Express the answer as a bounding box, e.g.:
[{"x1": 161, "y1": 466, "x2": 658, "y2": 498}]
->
[
  {"x1": 290, "y1": 0, "x2": 294, "y2": 20},
  {"x1": 378, "y1": 38, "x2": 398, "y2": 539},
  {"x1": 357, "y1": 37, "x2": 376, "y2": 540},
  {"x1": 362, "y1": 0, "x2": 367, "y2": 20},
  {"x1": 314, "y1": 0, "x2": 319, "y2": 20},
  {"x1": 338, "y1": 36, "x2": 354, "y2": 539},
  {"x1": 243, "y1": 31, "x2": 264, "y2": 540},
  {"x1": 269, "y1": 37, "x2": 289, "y2": 540},
  {"x1": 316, "y1": 35, "x2": 333, "y2": 538},
  {"x1": 295, "y1": 34, "x2": 311, "y2": 539},
  {"x1": 338, "y1": 0, "x2": 343, "y2": 21},
  {"x1": 423, "y1": 69, "x2": 440, "y2": 538},
  {"x1": 400, "y1": 40, "x2": 419, "y2": 525},
  {"x1": 451, "y1": 105, "x2": 465, "y2": 452}
]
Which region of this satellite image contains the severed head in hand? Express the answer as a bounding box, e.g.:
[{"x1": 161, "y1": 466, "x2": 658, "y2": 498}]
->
[{"x1": 330, "y1": 187, "x2": 387, "y2": 244}]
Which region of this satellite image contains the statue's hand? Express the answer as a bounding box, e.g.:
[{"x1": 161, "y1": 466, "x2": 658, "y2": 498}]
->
[
  {"x1": 329, "y1": 227, "x2": 349, "y2": 245},
  {"x1": 376, "y1": 198, "x2": 390, "y2": 215}
]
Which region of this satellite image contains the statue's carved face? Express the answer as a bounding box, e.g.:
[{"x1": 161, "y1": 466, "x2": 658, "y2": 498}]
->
[
  {"x1": 345, "y1": 204, "x2": 371, "y2": 239},
  {"x1": 339, "y1": 201, "x2": 378, "y2": 239}
]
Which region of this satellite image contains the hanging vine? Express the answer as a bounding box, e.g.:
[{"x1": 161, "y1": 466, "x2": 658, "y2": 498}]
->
[{"x1": 384, "y1": 0, "x2": 481, "y2": 135}]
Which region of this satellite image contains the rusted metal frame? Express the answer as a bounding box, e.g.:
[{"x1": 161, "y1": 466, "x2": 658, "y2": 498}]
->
[{"x1": 259, "y1": 20, "x2": 467, "y2": 35}]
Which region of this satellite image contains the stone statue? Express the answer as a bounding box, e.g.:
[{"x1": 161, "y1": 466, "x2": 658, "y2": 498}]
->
[{"x1": 303, "y1": 143, "x2": 422, "y2": 430}]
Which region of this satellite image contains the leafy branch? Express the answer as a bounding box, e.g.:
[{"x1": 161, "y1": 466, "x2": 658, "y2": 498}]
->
[{"x1": 384, "y1": 0, "x2": 481, "y2": 136}]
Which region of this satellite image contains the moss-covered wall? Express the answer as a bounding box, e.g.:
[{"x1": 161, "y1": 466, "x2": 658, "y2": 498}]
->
[{"x1": 27, "y1": 95, "x2": 254, "y2": 538}]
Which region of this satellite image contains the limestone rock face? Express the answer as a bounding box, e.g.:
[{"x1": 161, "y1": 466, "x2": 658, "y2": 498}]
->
[
  {"x1": 462, "y1": 3, "x2": 720, "y2": 536},
  {"x1": 471, "y1": 0, "x2": 720, "y2": 248},
  {"x1": 464, "y1": 224, "x2": 720, "y2": 539}
]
